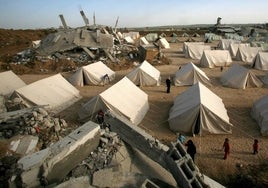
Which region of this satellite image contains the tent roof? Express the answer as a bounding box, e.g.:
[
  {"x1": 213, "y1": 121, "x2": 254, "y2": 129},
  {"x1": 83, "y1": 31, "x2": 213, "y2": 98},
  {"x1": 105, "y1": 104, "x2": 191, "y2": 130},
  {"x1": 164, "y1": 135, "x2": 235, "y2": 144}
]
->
[
  {"x1": 168, "y1": 82, "x2": 232, "y2": 135},
  {"x1": 252, "y1": 52, "x2": 268, "y2": 70},
  {"x1": 185, "y1": 44, "x2": 211, "y2": 59},
  {"x1": 0, "y1": 71, "x2": 26, "y2": 96},
  {"x1": 12, "y1": 74, "x2": 81, "y2": 113},
  {"x1": 200, "y1": 50, "x2": 232, "y2": 68},
  {"x1": 251, "y1": 94, "x2": 268, "y2": 136},
  {"x1": 137, "y1": 60, "x2": 160, "y2": 79},
  {"x1": 126, "y1": 60, "x2": 161, "y2": 86},
  {"x1": 68, "y1": 61, "x2": 115, "y2": 86},
  {"x1": 236, "y1": 46, "x2": 262, "y2": 63},
  {"x1": 183, "y1": 42, "x2": 204, "y2": 55},
  {"x1": 218, "y1": 39, "x2": 240, "y2": 50},
  {"x1": 228, "y1": 43, "x2": 250, "y2": 57},
  {"x1": 174, "y1": 62, "x2": 211, "y2": 86},
  {"x1": 158, "y1": 38, "x2": 170, "y2": 49},
  {"x1": 79, "y1": 77, "x2": 149, "y2": 125},
  {"x1": 220, "y1": 63, "x2": 263, "y2": 89}
]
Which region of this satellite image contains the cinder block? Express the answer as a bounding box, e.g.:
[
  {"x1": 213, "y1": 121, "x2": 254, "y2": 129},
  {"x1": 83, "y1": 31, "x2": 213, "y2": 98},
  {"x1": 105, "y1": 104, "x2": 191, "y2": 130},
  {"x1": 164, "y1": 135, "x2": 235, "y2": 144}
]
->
[{"x1": 141, "y1": 179, "x2": 160, "y2": 188}]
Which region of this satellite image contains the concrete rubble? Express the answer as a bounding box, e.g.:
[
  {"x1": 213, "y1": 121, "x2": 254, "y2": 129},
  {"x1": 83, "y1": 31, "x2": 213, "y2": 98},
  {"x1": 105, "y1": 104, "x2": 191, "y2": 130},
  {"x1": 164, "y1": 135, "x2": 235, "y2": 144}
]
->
[
  {"x1": 0, "y1": 83, "x2": 225, "y2": 188},
  {"x1": 16, "y1": 121, "x2": 100, "y2": 187},
  {"x1": 0, "y1": 97, "x2": 227, "y2": 188},
  {"x1": 0, "y1": 101, "x2": 68, "y2": 148},
  {"x1": 8, "y1": 10, "x2": 174, "y2": 72}
]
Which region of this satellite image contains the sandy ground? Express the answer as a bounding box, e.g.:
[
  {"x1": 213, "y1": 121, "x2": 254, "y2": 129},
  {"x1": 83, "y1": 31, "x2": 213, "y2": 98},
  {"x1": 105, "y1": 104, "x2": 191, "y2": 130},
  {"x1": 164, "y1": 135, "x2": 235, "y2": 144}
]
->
[{"x1": 18, "y1": 41, "x2": 268, "y2": 185}]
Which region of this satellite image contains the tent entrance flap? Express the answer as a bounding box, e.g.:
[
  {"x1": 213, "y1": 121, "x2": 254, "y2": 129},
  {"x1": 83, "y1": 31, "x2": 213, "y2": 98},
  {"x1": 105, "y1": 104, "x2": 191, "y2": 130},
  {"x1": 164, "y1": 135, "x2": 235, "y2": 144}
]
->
[{"x1": 193, "y1": 112, "x2": 201, "y2": 134}]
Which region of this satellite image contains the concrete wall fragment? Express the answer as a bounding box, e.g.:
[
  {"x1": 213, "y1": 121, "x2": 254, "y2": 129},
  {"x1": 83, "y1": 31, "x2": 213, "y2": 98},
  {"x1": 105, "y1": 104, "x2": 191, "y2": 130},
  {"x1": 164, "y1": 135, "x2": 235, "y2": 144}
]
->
[
  {"x1": 18, "y1": 121, "x2": 100, "y2": 187},
  {"x1": 42, "y1": 121, "x2": 100, "y2": 184}
]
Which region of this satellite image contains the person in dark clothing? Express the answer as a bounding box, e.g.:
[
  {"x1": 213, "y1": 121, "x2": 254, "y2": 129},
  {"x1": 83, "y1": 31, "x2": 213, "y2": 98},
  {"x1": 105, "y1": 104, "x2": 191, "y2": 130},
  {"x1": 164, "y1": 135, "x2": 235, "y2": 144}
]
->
[
  {"x1": 185, "y1": 140, "x2": 196, "y2": 162},
  {"x1": 223, "y1": 138, "x2": 230, "y2": 160},
  {"x1": 253, "y1": 139, "x2": 259, "y2": 155},
  {"x1": 96, "y1": 109, "x2": 104, "y2": 124},
  {"x1": 166, "y1": 77, "x2": 171, "y2": 93}
]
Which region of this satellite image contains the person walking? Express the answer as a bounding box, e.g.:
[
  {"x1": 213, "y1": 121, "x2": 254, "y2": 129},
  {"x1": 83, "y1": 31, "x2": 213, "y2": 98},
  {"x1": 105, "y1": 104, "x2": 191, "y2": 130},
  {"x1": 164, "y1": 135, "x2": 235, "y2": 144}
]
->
[
  {"x1": 177, "y1": 133, "x2": 185, "y2": 144},
  {"x1": 185, "y1": 140, "x2": 196, "y2": 162},
  {"x1": 253, "y1": 139, "x2": 259, "y2": 155},
  {"x1": 165, "y1": 77, "x2": 171, "y2": 93},
  {"x1": 222, "y1": 138, "x2": 230, "y2": 160}
]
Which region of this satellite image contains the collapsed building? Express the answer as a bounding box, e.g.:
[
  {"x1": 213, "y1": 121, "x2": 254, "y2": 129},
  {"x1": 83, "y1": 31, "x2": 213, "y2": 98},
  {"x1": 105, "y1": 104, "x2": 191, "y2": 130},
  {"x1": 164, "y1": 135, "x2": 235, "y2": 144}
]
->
[{"x1": 12, "y1": 10, "x2": 170, "y2": 71}]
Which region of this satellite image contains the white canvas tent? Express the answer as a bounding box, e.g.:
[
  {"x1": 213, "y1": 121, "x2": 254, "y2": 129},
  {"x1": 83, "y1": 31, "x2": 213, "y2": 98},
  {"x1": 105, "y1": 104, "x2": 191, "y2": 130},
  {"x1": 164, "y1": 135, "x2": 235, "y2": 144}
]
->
[
  {"x1": 262, "y1": 73, "x2": 268, "y2": 85},
  {"x1": 78, "y1": 77, "x2": 149, "y2": 125},
  {"x1": 174, "y1": 62, "x2": 211, "y2": 86},
  {"x1": 220, "y1": 64, "x2": 263, "y2": 89},
  {"x1": 11, "y1": 74, "x2": 81, "y2": 113},
  {"x1": 252, "y1": 52, "x2": 268, "y2": 70},
  {"x1": 158, "y1": 38, "x2": 170, "y2": 49},
  {"x1": 124, "y1": 36, "x2": 135, "y2": 44},
  {"x1": 218, "y1": 39, "x2": 240, "y2": 50},
  {"x1": 183, "y1": 42, "x2": 204, "y2": 55},
  {"x1": 0, "y1": 71, "x2": 26, "y2": 96},
  {"x1": 126, "y1": 60, "x2": 161, "y2": 86},
  {"x1": 236, "y1": 46, "x2": 262, "y2": 64},
  {"x1": 185, "y1": 44, "x2": 211, "y2": 59},
  {"x1": 200, "y1": 50, "x2": 232, "y2": 68},
  {"x1": 68, "y1": 61, "x2": 115, "y2": 86},
  {"x1": 168, "y1": 82, "x2": 232, "y2": 135},
  {"x1": 228, "y1": 43, "x2": 250, "y2": 57},
  {"x1": 251, "y1": 94, "x2": 268, "y2": 136},
  {"x1": 139, "y1": 37, "x2": 149, "y2": 45},
  {"x1": 122, "y1": 32, "x2": 140, "y2": 40}
]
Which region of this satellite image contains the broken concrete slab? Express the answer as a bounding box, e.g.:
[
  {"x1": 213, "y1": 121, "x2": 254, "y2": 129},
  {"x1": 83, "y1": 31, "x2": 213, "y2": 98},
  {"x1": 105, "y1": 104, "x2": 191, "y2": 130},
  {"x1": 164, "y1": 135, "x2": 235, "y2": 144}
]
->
[
  {"x1": 37, "y1": 28, "x2": 114, "y2": 56},
  {"x1": 18, "y1": 148, "x2": 50, "y2": 171},
  {"x1": 9, "y1": 135, "x2": 39, "y2": 156},
  {"x1": 18, "y1": 148, "x2": 50, "y2": 187},
  {"x1": 54, "y1": 176, "x2": 93, "y2": 188},
  {"x1": 0, "y1": 95, "x2": 7, "y2": 113},
  {"x1": 42, "y1": 121, "x2": 100, "y2": 184},
  {"x1": 17, "y1": 121, "x2": 100, "y2": 187},
  {"x1": 92, "y1": 167, "x2": 146, "y2": 188},
  {"x1": 106, "y1": 112, "x2": 212, "y2": 188}
]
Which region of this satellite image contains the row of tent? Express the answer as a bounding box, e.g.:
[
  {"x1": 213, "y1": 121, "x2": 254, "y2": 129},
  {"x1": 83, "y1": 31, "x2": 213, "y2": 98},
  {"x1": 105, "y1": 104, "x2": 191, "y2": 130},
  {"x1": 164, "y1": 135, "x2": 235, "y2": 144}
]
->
[
  {"x1": 183, "y1": 40, "x2": 268, "y2": 70},
  {"x1": 0, "y1": 68, "x2": 268, "y2": 136},
  {"x1": 174, "y1": 62, "x2": 265, "y2": 89},
  {"x1": 65, "y1": 60, "x2": 267, "y2": 89},
  {"x1": 67, "y1": 61, "x2": 161, "y2": 87}
]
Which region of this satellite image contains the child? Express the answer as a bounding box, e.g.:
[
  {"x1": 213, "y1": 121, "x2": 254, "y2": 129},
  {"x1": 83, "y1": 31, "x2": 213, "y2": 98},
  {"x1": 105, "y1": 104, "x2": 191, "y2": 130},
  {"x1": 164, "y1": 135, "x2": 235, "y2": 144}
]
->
[
  {"x1": 177, "y1": 133, "x2": 185, "y2": 144},
  {"x1": 223, "y1": 138, "x2": 230, "y2": 160},
  {"x1": 253, "y1": 139, "x2": 259, "y2": 155}
]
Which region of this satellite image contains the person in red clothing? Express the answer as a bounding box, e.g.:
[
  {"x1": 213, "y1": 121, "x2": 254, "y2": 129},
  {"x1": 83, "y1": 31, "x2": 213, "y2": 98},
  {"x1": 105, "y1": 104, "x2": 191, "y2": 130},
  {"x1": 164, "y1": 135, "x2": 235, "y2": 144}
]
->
[
  {"x1": 253, "y1": 139, "x2": 259, "y2": 155},
  {"x1": 222, "y1": 138, "x2": 230, "y2": 160}
]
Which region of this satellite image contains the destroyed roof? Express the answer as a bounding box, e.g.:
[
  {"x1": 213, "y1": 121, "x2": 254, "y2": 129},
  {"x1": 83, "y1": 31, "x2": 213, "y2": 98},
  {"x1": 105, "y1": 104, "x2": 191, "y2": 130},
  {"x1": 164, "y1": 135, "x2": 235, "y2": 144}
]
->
[{"x1": 36, "y1": 28, "x2": 114, "y2": 56}]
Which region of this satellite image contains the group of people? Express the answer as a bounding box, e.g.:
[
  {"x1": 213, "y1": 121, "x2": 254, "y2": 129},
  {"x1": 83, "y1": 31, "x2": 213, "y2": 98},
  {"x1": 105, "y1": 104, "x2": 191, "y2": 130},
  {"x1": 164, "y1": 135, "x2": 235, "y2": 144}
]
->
[
  {"x1": 177, "y1": 134, "x2": 259, "y2": 162},
  {"x1": 222, "y1": 138, "x2": 259, "y2": 160}
]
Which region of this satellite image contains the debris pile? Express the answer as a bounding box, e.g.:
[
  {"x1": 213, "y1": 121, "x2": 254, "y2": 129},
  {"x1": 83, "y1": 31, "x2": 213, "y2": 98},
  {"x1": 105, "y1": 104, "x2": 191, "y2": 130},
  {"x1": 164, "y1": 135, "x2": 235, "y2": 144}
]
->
[
  {"x1": 0, "y1": 98, "x2": 68, "y2": 148},
  {"x1": 65, "y1": 127, "x2": 122, "y2": 180}
]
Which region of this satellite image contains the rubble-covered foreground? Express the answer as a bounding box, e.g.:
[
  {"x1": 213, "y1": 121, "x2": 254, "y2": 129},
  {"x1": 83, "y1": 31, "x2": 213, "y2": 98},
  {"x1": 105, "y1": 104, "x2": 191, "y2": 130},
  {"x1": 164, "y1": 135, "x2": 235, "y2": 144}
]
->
[{"x1": 0, "y1": 95, "x2": 222, "y2": 188}]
